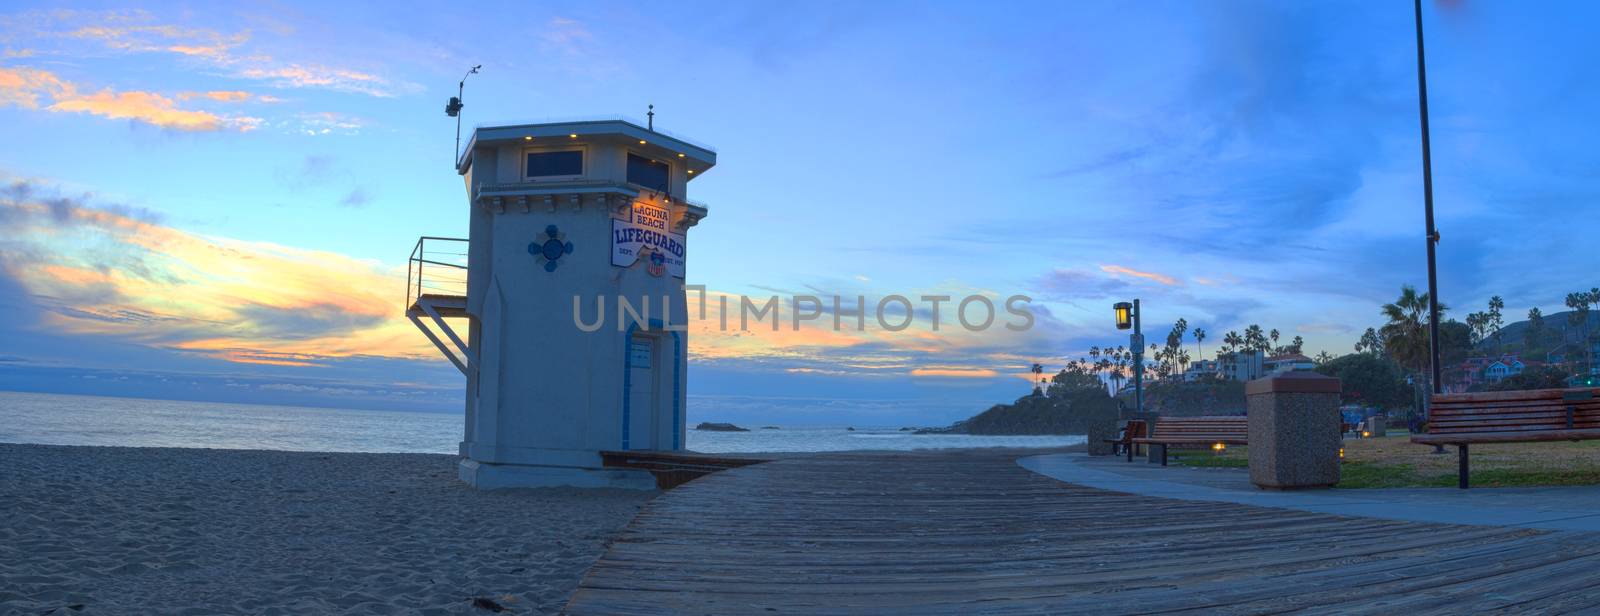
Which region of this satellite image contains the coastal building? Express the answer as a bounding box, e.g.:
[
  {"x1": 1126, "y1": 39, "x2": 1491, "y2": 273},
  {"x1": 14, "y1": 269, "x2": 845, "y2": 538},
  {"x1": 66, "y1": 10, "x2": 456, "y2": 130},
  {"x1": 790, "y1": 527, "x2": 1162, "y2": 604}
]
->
[
  {"x1": 1181, "y1": 359, "x2": 1219, "y2": 381},
  {"x1": 408, "y1": 119, "x2": 715, "y2": 489},
  {"x1": 1218, "y1": 350, "x2": 1265, "y2": 382},
  {"x1": 1445, "y1": 353, "x2": 1542, "y2": 392},
  {"x1": 1446, "y1": 356, "x2": 1499, "y2": 392},
  {"x1": 1263, "y1": 353, "x2": 1315, "y2": 375},
  {"x1": 1482, "y1": 355, "x2": 1526, "y2": 383}
]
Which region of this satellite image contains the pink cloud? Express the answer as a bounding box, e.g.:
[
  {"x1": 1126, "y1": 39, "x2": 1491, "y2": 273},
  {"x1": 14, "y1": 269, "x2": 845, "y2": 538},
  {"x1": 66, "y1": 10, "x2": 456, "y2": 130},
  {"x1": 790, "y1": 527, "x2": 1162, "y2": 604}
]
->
[{"x1": 1099, "y1": 263, "x2": 1181, "y2": 286}]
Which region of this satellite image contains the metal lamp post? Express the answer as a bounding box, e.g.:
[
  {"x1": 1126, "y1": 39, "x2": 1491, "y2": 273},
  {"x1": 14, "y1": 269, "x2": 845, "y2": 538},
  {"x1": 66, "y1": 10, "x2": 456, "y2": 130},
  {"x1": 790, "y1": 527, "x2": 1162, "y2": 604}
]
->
[
  {"x1": 1115, "y1": 300, "x2": 1144, "y2": 415},
  {"x1": 1413, "y1": 0, "x2": 1442, "y2": 401}
]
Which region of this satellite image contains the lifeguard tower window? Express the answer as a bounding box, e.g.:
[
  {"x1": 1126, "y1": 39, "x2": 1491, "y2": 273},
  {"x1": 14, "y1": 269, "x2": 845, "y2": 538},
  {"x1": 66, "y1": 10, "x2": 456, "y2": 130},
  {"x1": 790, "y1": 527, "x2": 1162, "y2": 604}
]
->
[
  {"x1": 626, "y1": 153, "x2": 670, "y2": 192},
  {"x1": 525, "y1": 150, "x2": 584, "y2": 179}
]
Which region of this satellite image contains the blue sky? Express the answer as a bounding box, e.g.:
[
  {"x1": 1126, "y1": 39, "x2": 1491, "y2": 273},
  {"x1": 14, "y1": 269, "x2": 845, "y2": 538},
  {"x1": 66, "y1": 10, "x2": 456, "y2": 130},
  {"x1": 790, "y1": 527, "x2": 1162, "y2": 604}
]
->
[{"x1": 0, "y1": 1, "x2": 1596, "y2": 426}]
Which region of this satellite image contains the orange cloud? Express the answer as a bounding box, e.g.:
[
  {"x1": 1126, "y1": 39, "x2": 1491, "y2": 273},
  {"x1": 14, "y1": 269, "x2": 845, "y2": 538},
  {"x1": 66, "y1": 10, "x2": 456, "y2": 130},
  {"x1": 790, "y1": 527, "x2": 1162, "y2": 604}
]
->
[
  {"x1": 50, "y1": 89, "x2": 259, "y2": 131},
  {"x1": 911, "y1": 368, "x2": 1000, "y2": 378},
  {"x1": 1099, "y1": 264, "x2": 1180, "y2": 286},
  {"x1": 0, "y1": 66, "x2": 261, "y2": 132},
  {"x1": 1, "y1": 182, "x2": 435, "y2": 364},
  {"x1": 0, "y1": 66, "x2": 68, "y2": 108},
  {"x1": 48, "y1": 11, "x2": 406, "y2": 97},
  {"x1": 178, "y1": 90, "x2": 252, "y2": 103}
]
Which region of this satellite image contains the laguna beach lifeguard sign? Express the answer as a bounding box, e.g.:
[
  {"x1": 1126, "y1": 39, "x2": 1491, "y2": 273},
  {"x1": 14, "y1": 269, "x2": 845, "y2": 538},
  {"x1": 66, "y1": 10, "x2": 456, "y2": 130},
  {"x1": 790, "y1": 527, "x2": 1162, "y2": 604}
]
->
[
  {"x1": 613, "y1": 201, "x2": 686, "y2": 278},
  {"x1": 408, "y1": 119, "x2": 712, "y2": 489}
]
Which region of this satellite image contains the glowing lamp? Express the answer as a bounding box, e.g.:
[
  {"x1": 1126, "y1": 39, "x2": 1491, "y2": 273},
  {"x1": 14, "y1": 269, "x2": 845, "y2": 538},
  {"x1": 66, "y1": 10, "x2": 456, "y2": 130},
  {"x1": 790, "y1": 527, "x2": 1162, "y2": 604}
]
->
[
  {"x1": 569, "y1": 133, "x2": 578, "y2": 139},
  {"x1": 1339, "y1": 448, "x2": 1345, "y2": 459},
  {"x1": 1114, "y1": 302, "x2": 1133, "y2": 330},
  {"x1": 524, "y1": 136, "x2": 532, "y2": 140},
  {"x1": 678, "y1": 153, "x2": 685, "y2": 157},
  {"x1": 1212, "y1": 442, "x2": 1226, "y2": 453},
  {"x1": 639, "y1": 139, "x2": 647, "y2": 145},
  {"x1": 1362, "y1": 431, "x2": 1371, "y2": 438}
]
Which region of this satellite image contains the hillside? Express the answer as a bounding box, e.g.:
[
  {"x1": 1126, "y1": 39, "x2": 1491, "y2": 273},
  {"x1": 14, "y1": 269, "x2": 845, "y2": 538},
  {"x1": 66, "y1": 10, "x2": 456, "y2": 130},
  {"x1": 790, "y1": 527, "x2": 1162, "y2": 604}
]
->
[
  {"x1": 1475, "y1": 309, "x2": 1599, "y2": 353},
  {"x1": 919, "y1": 389, "x2": 1117, "y2": 435}
]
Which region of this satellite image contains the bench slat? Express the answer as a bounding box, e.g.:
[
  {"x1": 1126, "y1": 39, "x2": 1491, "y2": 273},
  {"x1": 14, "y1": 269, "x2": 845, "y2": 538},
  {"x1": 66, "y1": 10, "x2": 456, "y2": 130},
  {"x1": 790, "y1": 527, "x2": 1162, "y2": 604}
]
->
[
  {"x1": 1126, "y1": 435, "x2": 1248, "y2": 441},
  {"x1": 1432, "y1": 388, "x2": 1597, "y2": 404},
  {"x1": 1431, "y1": 411, "x2": 1600, "y2": 423},
  {"x1": 1431, "y1": 424, "x2": 1600, "y2": 435},
  {"x1": 1141, "y1": 416, "x2": 1247, "y2": 445},
  {"x1": 1414, "y1": 428, "x2": 1600, "y2": 444},
  {"x1": 1427, "y1": 398, "x2": 1600, "y2": 412}
]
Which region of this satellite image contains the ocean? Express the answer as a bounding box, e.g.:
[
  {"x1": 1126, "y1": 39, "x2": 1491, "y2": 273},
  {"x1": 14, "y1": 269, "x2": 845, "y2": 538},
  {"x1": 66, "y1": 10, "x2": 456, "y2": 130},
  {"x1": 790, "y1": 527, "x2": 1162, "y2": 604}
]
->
[{"x1": 0, "y1": 391, "x2": 1084, "y2": 454}]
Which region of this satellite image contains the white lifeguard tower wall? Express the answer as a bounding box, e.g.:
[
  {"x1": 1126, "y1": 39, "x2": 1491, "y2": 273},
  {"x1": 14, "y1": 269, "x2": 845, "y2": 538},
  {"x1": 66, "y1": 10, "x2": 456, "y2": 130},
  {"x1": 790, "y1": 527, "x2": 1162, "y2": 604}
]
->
[{"x1": 412, "y1": 119, "x2": 713, "y2": 490}]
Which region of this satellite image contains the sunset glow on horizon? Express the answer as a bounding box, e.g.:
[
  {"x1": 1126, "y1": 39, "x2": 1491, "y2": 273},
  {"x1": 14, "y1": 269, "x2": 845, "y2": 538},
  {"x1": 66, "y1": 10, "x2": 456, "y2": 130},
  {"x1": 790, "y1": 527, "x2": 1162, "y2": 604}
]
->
[{"x1": 2, "y1": 2, "x2": 1596, "y2": 426}]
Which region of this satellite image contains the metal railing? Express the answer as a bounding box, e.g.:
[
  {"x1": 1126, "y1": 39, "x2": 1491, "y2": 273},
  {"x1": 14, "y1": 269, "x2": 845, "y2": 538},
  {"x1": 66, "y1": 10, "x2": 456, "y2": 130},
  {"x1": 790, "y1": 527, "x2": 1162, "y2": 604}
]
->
[{"x1": 407, "y1": 236, "x2": 468, "y2": 309}]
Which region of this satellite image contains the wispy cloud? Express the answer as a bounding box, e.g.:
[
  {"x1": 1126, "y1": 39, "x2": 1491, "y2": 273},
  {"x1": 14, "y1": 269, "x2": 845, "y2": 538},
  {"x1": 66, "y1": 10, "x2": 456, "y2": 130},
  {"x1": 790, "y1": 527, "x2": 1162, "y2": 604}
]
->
[
  {"x1": 14, "y1": 9, "x2": 411, "y2": 97},
  {"x1": 293, "y1": 111, "x2": 366, "y2": 135},
  {"x1": 0, "y1": 66, "x2": 261, "y2": 132},
  {"x1": 339, "y1": 189, "x2": 370, "y2": 208},
  {"x1": 177, "y1": 90, "x2": 253, "y2": 103},
  {"x1": 911, "y1": 368, "x2": 999, "y2": 378},
  {"x1": 1098, "y1": 264, "x2": 1181, "y2": 286}
]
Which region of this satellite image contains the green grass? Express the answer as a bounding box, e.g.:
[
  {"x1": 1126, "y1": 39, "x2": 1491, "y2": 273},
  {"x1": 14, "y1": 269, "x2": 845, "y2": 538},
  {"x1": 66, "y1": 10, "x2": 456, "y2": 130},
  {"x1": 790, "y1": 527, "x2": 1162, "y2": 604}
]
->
[
  {"x1": 1168, "y1": 446, "x2": 1249, "y2": 468},
  {"x1": 1167, "y1": 439, "x2": 1600, "y2": 488},
  {"x1": 1336, "y1": 462, "x2": 1600, "y2": 489}
]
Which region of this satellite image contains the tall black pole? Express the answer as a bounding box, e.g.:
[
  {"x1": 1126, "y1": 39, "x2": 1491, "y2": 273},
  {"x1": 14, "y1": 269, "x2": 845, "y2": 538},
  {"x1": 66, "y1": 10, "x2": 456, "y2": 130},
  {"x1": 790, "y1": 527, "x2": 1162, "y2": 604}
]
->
[
  {"x1": 1133, "y1": 299, "x2": 1144, "y2": 416},
  {"x1": 1414, "y1": 0, "x2": 1443, "y2": 400},
  {"x1": 453, "y1": 79, "x2": 465, "y2": 165}
]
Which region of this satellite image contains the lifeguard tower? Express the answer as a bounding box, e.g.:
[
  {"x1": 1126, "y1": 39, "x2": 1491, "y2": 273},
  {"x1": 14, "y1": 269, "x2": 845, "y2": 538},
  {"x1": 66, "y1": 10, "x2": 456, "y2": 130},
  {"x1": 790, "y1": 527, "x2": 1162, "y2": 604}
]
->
[{"x1": 407, "y1": 119, "x2": 714, "y2": 489}]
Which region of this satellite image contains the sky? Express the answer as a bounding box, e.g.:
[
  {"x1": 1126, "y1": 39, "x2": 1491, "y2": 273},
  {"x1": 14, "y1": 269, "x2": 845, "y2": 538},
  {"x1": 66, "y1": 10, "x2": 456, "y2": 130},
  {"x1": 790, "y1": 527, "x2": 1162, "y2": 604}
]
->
[{"x1": 1, "y1": 1, "x2": 1597, "y2": 427}]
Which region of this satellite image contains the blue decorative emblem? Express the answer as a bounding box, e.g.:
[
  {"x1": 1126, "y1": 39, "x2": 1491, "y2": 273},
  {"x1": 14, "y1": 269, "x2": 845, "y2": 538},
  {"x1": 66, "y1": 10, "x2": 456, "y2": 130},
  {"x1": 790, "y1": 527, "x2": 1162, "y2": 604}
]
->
[
  {"x1": 646, "y1": 249, "x2": 666, "y2": 277},
  {"x1": 529, "y1": 224, "x2": 573, "y2": 272}
]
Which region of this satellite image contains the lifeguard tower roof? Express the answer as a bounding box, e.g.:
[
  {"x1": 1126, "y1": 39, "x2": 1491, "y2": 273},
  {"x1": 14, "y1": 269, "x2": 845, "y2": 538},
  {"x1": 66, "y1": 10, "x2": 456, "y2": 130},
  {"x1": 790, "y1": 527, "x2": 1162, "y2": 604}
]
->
[{"x1": 456, "y1": 118, "x2": 716, "y2": 177}]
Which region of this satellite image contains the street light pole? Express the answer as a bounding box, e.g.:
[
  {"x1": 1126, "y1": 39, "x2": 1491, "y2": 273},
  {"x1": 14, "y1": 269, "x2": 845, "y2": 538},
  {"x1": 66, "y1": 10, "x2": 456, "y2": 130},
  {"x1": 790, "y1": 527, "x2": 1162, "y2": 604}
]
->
[
  {"x1": 1133, "y1": 299, "x2": 1144, "y2": 416},
  {"x1": 1413, "y1": 0, "x2": 1442, "y2": 402},
  {"x1": 1115, "y1": 300, "x2": 1146, "y2": 415}
]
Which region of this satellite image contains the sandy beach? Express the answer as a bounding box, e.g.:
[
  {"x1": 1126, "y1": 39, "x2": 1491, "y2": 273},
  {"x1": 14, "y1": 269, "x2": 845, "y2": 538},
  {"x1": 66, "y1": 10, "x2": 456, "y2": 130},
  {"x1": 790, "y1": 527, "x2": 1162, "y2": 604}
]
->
[{"x1": 0, "y1": 443, "x2": 654, "y2": 615}]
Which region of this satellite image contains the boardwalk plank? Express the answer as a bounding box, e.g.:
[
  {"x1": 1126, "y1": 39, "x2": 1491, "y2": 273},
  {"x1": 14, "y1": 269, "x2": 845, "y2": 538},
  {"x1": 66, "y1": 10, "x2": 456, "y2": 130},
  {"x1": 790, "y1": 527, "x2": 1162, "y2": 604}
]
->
[{"x1": 564, "y1": 449, "x2": 1600, "y2": 615}]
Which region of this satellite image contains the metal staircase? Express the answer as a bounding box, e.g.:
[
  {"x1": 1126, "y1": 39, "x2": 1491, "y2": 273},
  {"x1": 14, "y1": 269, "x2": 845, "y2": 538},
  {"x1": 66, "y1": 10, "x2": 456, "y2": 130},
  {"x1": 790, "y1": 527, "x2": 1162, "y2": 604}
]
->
[{"x1": 406, "y1": 236, "x2": 470, "y2": 374}]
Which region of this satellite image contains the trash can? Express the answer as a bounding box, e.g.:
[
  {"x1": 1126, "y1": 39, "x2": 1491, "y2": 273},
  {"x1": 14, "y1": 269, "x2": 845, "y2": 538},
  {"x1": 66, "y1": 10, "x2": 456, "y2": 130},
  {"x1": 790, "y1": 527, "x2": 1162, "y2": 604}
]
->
[{"x1": 1247, "y1": 372, "x2": 1342, "y2": 490}]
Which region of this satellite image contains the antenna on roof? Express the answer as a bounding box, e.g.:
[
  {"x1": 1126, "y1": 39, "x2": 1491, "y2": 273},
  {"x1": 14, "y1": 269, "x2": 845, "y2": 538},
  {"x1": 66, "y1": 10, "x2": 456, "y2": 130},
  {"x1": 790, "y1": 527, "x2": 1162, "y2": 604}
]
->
[
  {"x1": 647, "y1": 104, "x2": 654, "y2": 131},
  {"x1": 446, "y1": 64, "x2": 482, "y2": 166}
]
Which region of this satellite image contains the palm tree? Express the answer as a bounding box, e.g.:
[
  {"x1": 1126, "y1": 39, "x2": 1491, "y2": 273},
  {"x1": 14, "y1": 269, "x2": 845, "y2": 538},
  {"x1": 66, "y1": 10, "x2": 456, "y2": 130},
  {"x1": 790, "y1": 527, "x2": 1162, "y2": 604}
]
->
[
  {"x1": 1569, "y1": 291, "x2": 1595, "y2": 375},
  {"x1": 1380, "y1": 285, "x2": 1449, "y2": 383},
  {"x1": 1031, "y1": 363, "x2": 1044, "y2": 394},
  {"x1": 1193, "y1": 328, "x2": 1206, "y2": 361},
  {"x1": 1488, "y1": 295, "x2": 1505, "y2": 354},
  {"x1": 1269, "y1": 328, "x2": 1281, "y2": 353},
  {"x1": 1244, "y1": 325, "x2": 1267, "y2": 354},
  {"x1": 1108, "y1": 349, "x2": 1127, "y2": 394},
  {"x1": 1526, "y1": 307, "x2": 1545, "y2": 352}
]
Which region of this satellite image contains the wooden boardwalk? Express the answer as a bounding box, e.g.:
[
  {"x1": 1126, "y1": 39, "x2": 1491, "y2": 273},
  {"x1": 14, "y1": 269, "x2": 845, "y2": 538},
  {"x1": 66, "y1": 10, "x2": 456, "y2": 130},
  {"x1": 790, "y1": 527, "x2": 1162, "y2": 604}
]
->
[{"x1": 566, "y1": 449, "x2": 1600, "y2": 614}]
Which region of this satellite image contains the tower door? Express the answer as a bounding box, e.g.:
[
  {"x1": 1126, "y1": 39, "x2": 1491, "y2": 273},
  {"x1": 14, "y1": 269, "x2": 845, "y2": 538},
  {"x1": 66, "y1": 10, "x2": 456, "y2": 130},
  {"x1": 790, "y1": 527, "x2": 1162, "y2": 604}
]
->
[{"x1": 626, "y1": 334, "x2": 660, "y2": 450}]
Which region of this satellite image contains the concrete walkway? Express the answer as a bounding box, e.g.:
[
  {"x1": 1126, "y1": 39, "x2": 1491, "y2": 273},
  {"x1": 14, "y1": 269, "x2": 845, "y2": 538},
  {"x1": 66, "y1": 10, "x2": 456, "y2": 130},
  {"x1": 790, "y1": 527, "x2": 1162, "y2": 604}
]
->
[{"x1": 1020, "y1": 452, "x2": 1600, "y2": 531}]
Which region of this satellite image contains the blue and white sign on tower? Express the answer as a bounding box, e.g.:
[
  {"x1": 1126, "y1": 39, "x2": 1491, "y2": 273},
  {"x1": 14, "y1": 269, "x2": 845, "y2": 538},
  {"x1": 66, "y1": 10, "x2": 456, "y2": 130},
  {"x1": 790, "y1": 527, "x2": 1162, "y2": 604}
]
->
[{"x1": 612, "y1": 202, "x2": 686, "y2": 278}]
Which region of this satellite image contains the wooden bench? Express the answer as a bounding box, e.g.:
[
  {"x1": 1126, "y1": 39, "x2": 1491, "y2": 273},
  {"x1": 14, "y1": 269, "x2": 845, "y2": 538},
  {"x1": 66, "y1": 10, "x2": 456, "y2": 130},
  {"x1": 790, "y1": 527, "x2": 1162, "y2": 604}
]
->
[
  {"x1": 1132, "y1": 416, "x2": 1249, "y2": 466},
  {"x1": 1104, "y1": 420, "x2": 1148, "y2": 461},
  {"x1": 1412, "y1": 387, "x2": 1600, "y2": 489},
  {"x1": 599, "y1": 450, "x2": 769, "y2": 489}
]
